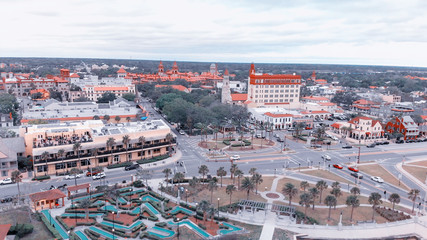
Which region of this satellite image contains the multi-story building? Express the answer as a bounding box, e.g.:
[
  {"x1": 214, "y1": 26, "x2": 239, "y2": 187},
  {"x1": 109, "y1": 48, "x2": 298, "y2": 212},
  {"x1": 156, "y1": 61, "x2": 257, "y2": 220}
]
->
[
  {"x1": 0, "y1": 113, "x2": 13, "y2": 127},
  {"x1": 385, "y1": 116, "x2": 419, "y2": 140},
  {"x1": 331, "y1": 116, "x2": 384, "y2": 141},
  {"x1": 83, "y1": 85, "x2": 136, "y2": 102},
  {"x1": 247, "y1": 64, "x2": 301, "y2": 108},
  {"x1": 20, "y1": 119, "x2": 176, "y2": 176},
  {"x1": 0, "y1": 137, "x2": 25, "y2": 179}
]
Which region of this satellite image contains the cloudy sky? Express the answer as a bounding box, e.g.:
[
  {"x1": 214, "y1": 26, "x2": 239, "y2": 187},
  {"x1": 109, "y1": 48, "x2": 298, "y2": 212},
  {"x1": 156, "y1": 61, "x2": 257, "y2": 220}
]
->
[{"x1": 2, "y1": 0, "x2": 427, "y2": 67}]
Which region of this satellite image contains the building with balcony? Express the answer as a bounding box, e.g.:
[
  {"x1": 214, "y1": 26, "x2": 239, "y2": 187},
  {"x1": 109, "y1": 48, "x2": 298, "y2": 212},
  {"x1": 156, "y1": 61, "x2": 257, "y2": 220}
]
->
[
  {"x1": 385, "y1": 116, "x2": 419, "y2": 140},
  {"x1": 0, "y1": 137, "x2": 25, "y2": 179},
  {"x1": 331, "y1": 116, "x2": 385, "y2": 141},
  {"x1": 20, "y1": 119, "x2": 175, "y2": 176}
]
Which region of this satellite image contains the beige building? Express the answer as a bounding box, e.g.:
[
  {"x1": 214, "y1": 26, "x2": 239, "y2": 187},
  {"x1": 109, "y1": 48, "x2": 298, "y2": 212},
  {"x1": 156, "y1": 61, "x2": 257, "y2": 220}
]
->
[
  {"x1": 20, "y1": 119, "x2": 175, "y2": 176},
  {"x1": 83, "y1": 85, "x2": 136, "y2": 102}
]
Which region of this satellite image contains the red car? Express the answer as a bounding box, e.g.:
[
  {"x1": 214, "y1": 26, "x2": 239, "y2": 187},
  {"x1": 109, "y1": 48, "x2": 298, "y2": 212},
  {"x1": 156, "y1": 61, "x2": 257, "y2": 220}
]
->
[
  {"x1": 333, "y1": 164, "x2": 343, "y2": 169},
  {"x1": 86, "y1": 170, "x2": 101, "y2": 177},
  {"x1": 348, "y1": 166, "x2": 359, "y2": 172}
]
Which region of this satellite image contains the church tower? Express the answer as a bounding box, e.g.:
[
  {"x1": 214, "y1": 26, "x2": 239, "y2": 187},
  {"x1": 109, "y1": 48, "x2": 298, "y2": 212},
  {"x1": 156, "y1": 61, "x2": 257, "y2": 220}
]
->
[
  {"x1": 171, "y1": 61, "x2": 179, "y2": 76},
  {"x1": 221, "y1": 69, "x2": 232, "y2": 104},
  {"x1": 158, "y1": 61, "x2": 164, "y2": 76},
  {"x1": 311, "y1": 70, "x2": 316, "y2": 81}
]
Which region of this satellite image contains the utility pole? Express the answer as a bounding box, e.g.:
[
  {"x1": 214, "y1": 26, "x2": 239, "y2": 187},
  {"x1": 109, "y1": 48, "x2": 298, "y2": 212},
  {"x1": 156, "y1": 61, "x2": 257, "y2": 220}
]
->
[{"x1": 357, "y1": 146, "x2": 361, "y2": 164}]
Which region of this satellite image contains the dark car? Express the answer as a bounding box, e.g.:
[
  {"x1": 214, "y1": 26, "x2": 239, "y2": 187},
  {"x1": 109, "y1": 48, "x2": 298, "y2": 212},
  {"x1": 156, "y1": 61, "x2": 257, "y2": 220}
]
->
[
  {"x1": 125, "y1": 164, "x2": 140, "y2": 171},
  {"x1": 406, "y1": 139, "x2": 415, "y2": 143},
  {"x1": 350, "y1": 172, "x2": 363, "y2": 179},
  {"x1": 1, "y1": 196, "x2": 13, "y2": 203},
  {"x1": 342, "y1": 144, "x2": 353, "y2": 149},
  {"x1": 367, "y1": 143, "x2": 376, "y2": 148},
  {"x1": 396, "y1": 139, "x2": 404, "y2": 144},
  {"x1": 382, "y1": 141, "x2": 389, "y2": 145}
]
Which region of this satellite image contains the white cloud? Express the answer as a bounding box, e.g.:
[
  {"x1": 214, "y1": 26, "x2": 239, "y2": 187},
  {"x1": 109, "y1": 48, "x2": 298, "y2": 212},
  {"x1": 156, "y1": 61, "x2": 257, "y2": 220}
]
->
[{"x1": 1, "y1": 0, "x2": 427, "y2": 67}]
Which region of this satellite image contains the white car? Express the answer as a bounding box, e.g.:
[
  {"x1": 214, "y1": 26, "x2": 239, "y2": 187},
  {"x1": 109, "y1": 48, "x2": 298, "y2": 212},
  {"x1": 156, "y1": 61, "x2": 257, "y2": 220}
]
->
[
  {"x1": 371, "y1": 176, "x2": 384, "y2": 183},
  {"x1": 0, "y1": 178, "x2": 13, "y2": 185},
  {"x1": 230, "y1": 155, "x2": 240, "y2": 161},
  {"x1": 179, "y1": 130, "x2": 185, "y2": 135},
  {"x1": 92, "y1": 172, "x2": 106, "y2": 180},
  {"x1": 65, "y1": 174, "x2": 81, "y2": 180},
  {"x1": 321, "y1": 155, "x2": 331, "y2": 161}
]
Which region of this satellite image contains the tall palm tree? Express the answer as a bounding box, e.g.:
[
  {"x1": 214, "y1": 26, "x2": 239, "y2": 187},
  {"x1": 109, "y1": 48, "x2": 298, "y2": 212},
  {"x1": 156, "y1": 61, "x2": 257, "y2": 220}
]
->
[
  {"x1": 249, "y1": 167, "x2": 257, "y2": 176},
  {"x1": 197, "y1": 200, "x2": 210, "y2": 225},
  {"x1": 106, "y1": 137, "x2": 116, "y2": 164},
  {"x1": 330, "y1": 188, "x2": 342, "y2": 209},
  {"x1": 189, "y1": 177, "x2": 200, "y2": 201},
  {"x1": 198, "y1": 165, "x2": 209, "y2": 185},
  {"x1": 316, "y1": 180, "x2": 328, "y2": 204},
  {"x1": 388, "y1": 193, "x2": 401, "y2": 210},
  {"x1": 213, "y1": 128, "x2": 219, "y2": 150},
  {"x1": 11, "y1": 170, "x2": 22, "y2": 202},
  {"x1": 207, "y1": 180, "x2": 217, "y2": 203},
  {"x1": 126, "y1": 116, "x2": 131, "y2": 123},
  {"x1": 346, "y1": 195, "x2": 360, "y2": 222},
  {"x1": 69, "y1": 167, "x2": 80, "y2": 187},
  {"x1": 282, "y1": 183, "x2": 298, "y2": 206},
  {"x1": 79, "y1": 198, "x2": 91, "y2": 219},
  {"x1": 122, "y1": 135, "x2": 130, "y2": 162},
  {"x1": 162, "y1": 168, "x2": 172, "y2": 189},
  {"x1": 226, "y1": 184, "x2": 236, "y2": 207},
  {"x1": 250, "y1": 130, "x2": 255, "y2": 149},
  {"x1": 90, "y1": 148, "x2": 98, "y2": 167},
  {"x1": 173, "y1": 172, "x2": 185, "y2": 189},
  {"x1": 234, "y1": 169, "x2": 243, "y2": 190},
  {"x1": 73, "y1": 143, "x2": 82, "y2": 170},
  {"x1": 300, "y1": 181, "x2": 309, "y2": 192},
  {"x1": 57, "y1": 149, "x2": 65, "y2": 173},
  {"x1": 41, "y1": 151, "x2": 50, "y2": 176},
  {"x1": 408, "y1": 189, "x2": 420, "y2": 213},
  {"x1": 107, "y1": 184, "x2": 121, "y2": 216},
  {"x1": 350, "y1": 187, "x2": 360, "y2": 195},
  {"x1": 165, "y1": 133, "x2": 173, "y2": 154},
  {"x1": 331, "y1": 181, "x2": 340, "y2": 190},
  {"x1": 309, "y1": 187, "x2": 319, "y2": 209},
  {"x1": 230, "y1": 164, "x2": 237, "y2": 184},
  {"x1": 251, "y1": 173, "x2": 263, "y2": 194},
  {"x1": 299, "y1": 193, "x2": 313, "y2": 224},
  {"x1": 216, "y1": 167, "x2": 227, "y2": 187},
  {"x1": 368, "y1": 192, "x2": 382, "y2": 221},
  {"x1": 138, "y1": 136, "x2": 146, "y2": 160},
  {"x1": 324, "y1": 195, "x2": 337, "y2": 220},
  {"x1": 241, "y1": 177, "x2": 255, "y2": 200}
]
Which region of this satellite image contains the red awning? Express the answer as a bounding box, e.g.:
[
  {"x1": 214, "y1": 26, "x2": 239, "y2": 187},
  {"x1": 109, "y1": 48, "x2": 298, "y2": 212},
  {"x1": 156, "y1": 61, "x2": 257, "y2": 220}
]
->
[
  {"x1": 366, "y1": 132, "x2": 371, "y2": 135},
  {"x1": 331, "y1": 123, "x2": 341, "y2": 129}
]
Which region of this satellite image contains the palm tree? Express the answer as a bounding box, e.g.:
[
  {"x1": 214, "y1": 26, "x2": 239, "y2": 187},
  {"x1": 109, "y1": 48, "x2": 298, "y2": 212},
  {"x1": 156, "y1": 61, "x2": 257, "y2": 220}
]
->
[
  {"x1": 115, "y1": 115, "x2": 121, "y2": 123},
  {"x1": 57, "y1": 149, "x2": 66, "y2": 173},
  {"x1": 309, "y1": 187, "x2": 319, "y2": 209},
  {"x1": 282, "y1": 183, "x2": 298, "y2": 206},
  {"x1": 330, "y1": 188, "x2": 342, "y2": 209},
  {"x1": 198, "y1": 165, "x2": 209, "y2": 185},
  {"x1": 90, "y1": 148, "x2": 98, "y2": 167},
  {"x1": 107, "y1": 185, "x2": 121, "y2": 216},
  {"x1": 249, "y1": 167, "x2": 257, "y2": 176},
  {"x1": 106, "y1": 137, "x2": 116, "y2": 164},
  {"x1": 388, "y1": 193, "x2": 401, "y2": 210},
  {"x1": 126, "y1": 116, "x2": 131, "y2": 123},
  {"x1": 226, "y1": 184, "x2": 236, "y2": 207},
  {"x1": 213, "y1": 128, "x2": 219, "y2": 150},
  {"x1": 331, "y1": 181, "x2": 340, "y2": 190},
  {"x1": 189, "y1": 177, "x2": 200, "y2": 201},
  {"x1": 41, "y1": 151, "x2": 50, "y2": 176},
  {"x1": 173, "y1": 172, "x2": 185, "y2": 189},
  {"x1": 122, "y1": 135, "x2": 130, "y2": 162},
  {"x1": 324, "y1": 195, "x2": 337, "y2": 220},
  {"x1": 300, "y1": 181, "x2": 309, "y2": 192},
  {"x1": 165, "y1": 133, "x2": 173, "y2": 154},
  {"x1": 230, "y1": 164, "x2": 237, "y2": 183},
  {"x1": 346, "y1": 195, "x2": 360, "y2": 222},
  {"x1": 250, "y1": 130, "x2": 255, "y2": 149},
  {"x1": 299, "y1": 193, "x2": 313, "y2": 223},
  {"x1": 408, "y1": 188, "x2": 420, "y2": 213},
  {"x1": 251, "y1": 173, "x2": 263, "y2": 194},
  {"x1": 316, "y1": 180, "x2": 328, "y2": 204},
  {"x1": 241, "y1": 177, "x2": 255, "y2": 200},
  {"x1": 69, "y1": 168, "x2": 80, "y2": 187},
  {"x1": 103, "y1": 115, "x2": 110, "y2": 122},
  {"x1": 368, "y1": 192, "x2": 382, "y2": 221},
  {"x1": 138, "y1": 136, "x2": 145, "y2": 160},
  {"x1": 235, "y1": 169, "x2": 243, "y2": 189},
  {"x1": 197, "y1": 200, "x2": 210, "y2": 225},
  {"x1": 207, "y1": 180, "x2": 217, "y2": 203},
  {"x1": 79, "y1": 198, "x2": 91, "y2": 219},
  {"x1": 73, "y1": 143, "x2": 82, "y2": 170},
  {"x1": 93, "y1": 115, "x2": 100, "y2": 120},
  {"x1": 350, "y1": 187, "x2": 360, "y2": 195},
  {"x1": 11, "y1": 170, "x2": 22, "y2": 202},
  {"x1": 162, "y1": 168, "x2": 172, "y2": 189},
  {"x1": 216, "y1": 167, "x2": 227, "y2": 187}
]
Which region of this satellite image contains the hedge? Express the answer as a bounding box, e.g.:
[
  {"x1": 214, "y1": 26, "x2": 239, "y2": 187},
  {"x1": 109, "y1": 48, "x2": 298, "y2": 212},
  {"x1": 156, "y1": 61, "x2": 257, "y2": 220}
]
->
[
  {"x1": 295, "y1": 210, "x2": 319, "y2": 225},
  {"x1": 179, "y1": 202, "x2": 196, "y2": 211},
  {"x1": 136, "y1": 154, "x2": 169, "y2": 164},
  {"x1": 32, "y1": 175, "x2": 51, "y2": 181},
  {"x1": 139, "y1": 232, "x2": 161, "y2": 240},
  {"x1": 155, "y1": 222, "x2": 167, "y2": 227},
  {"x1": 39, "y1": 213, "x2": 62, "y2": 239},
  {"x1": 56, "y1": 216, "x2": 70, "y2": 231},
  {"x1": 198, "y1": 223, "x2": 207, "y2": 230},
  {"x1": 133, "y1": 180, "x2": 145, "y2": 188},
  {"x1": 106, "y1": 162, "x2": 132, "y2": 169},
  {"x1": 8, "y1": 224, "x2": 33, "y2": 238},
  {"x1": 85, "y1": 229, "x2": 100, "y2": 240}
]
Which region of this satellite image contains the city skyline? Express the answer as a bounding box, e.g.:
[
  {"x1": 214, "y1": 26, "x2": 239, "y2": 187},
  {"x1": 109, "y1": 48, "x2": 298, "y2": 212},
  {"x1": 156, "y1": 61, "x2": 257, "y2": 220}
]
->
[{"x1": 2, "y1": 0, "x2": 427, "y2": 67}]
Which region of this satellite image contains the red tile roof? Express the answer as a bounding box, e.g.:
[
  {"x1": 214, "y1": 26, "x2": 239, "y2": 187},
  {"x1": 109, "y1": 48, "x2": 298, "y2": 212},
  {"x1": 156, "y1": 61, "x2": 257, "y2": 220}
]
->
[
  {"x1": 348, "y1": 116, "x2": 372, "y2": 125},
  {"x1": 67, "y1": 183, "x2": 90, "y2": 192},
  {"x1": 265, "y1": 112, "x2": 293, "y2": 118},
  {"x1": 29, "y1": 189, "x2": 66, "y2": 202},
  {"x1": 0, "y1": 224, "x2": 11, "y2": 240},
  {"x1": 331, "y1": 122, "x2": 341, "y2": 128},
  {"x1": 231, "y1": 93, "x2": 247, "y2": 101},
  {"x1": 117, "y1": 68, "x2": 127, "y2": 73},
  {"x1": 155, "y1": 84, "x2": 189, "y2": 92},
  {"x1": 70, "y1": 73, "x2": 80, "y2": 78},
  {"x1": 318, "y1": 102, "x2": 336, "y2": 106}
]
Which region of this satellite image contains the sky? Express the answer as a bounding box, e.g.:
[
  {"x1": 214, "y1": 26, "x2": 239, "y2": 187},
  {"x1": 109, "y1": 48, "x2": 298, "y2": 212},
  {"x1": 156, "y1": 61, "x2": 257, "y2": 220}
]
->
[{"x1": 2, "y1": 0, "x2": 427, "y2": 67}]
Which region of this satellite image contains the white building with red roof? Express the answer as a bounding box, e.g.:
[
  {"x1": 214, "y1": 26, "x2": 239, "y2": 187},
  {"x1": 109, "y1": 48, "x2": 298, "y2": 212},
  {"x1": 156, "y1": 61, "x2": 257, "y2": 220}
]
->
[{"x1": 331, "y1": 116, "x2": 384, "y2": 141}]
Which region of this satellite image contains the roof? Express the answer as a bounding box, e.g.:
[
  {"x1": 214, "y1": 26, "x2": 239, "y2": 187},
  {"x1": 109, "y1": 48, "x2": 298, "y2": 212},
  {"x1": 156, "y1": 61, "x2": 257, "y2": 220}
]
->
[
  {"x1": 353, "y1": 99, "x2": 376, "y2": 105},
  {"x1": 0, "y1": 138, "x2": 25, "y2": 161},
  {"x1": 318, "y1": 102, "x2": 336, "y2": 106},
  {"x1": 29, "y1": 189, "x2": 66, "y2": 202},
  {"x1": 348, "y1": 116, "x2": 372, "y2": 124},
  {"x1": 0, "y1": 224, "x2": 11, "y2": 240},
  {"x1": 302, "y1": 96, "x2": 329, "y2": 101},
  {"x1": 70, "y1": 73, "x2": 80, "y2": 78},
  {"x1": 421, "y1": 115, "x2": 427, "y2": 121},
  {"x1": 67, "y1": 183, "x2": 90, "y2": 192},
  {"x1": 265, "y1": 112, "x2": 293, "y2": 118},
  {"x1": 231, "y1": 93, "x2": 247, "y2": 101},
  {"x1": 155, "y1": 84, "x2": 189, "y2": 92},
  {"x1": 331, "y1": 122, "x2": 341, "y2": 128},
  {"x1": 117, "y1": 68, "x2": 127, "y2": 73},
  {"x1": 94, "y1": 86, "x2": 129, "y2": 91}
]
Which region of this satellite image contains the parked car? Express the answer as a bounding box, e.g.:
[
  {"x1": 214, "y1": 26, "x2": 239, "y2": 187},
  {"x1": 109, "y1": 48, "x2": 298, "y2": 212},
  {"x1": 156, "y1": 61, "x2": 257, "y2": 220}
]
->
[
  {"x1": 333, "y1": 164, "x2": 343, "y2": 169},
  {"x1": 382, "y1": 141, "x2": 390, "y2": 145},
  {"x1": 125, "y1": 164, "x2": 140, "y2": 171},
  {"x1": 342, "y1": 144, "x2": 353, "y2": 149},
  {"x1": 331, "y1": 136, "x2": 339, "y2": 141},
  {"x1": 348, "y1": 166, "x2": 359, "y2": 172},
  {"x1": 396, "y1": 139, "x2": 404, "y2": 144},
  {"x1": 92, "y1": 172, "x2": 106, "y2": 180},
  {"x1": 371, "y1": 176, "x2": 384, "y2": 183},
  {"x1": 321, "y1": 155, "x2": 331, "y2": 161},
  {"x1": 230, "y1": 155, "x2": 240, "y2": 161},
  {"x1": 65, "y1": 174, "x2": 81, "y2": 180},
  {"x1": 0, "y1": 196, "x2": 13, "y2": 203},
  {"x1": 277, "y1": 137, "x2": 284, "y2": 142},
  {"x1": 57, "y1": 184, "x2": 67, "y2": 190},
  {"x1": 367, "y1": 143, "x2": 376, "y2": 148},
  {"x1": 350, "y1": 172, "x2": 363, "y2": 179},
  {"x1": 86, "y1": 169, "x2": 101, "y2": 177},
  {"x1": 287, "y1": 127, "x2": 295, "y2": 131},
  {"x1": 0, "y1": 178, "x2": 12, "y2": 185},
  {"x1": 406, "y1": 139, "x2": 415, "y2": 143},
  {"x1": 179, "y1": 130, "x2": 185, "y2": 135}
]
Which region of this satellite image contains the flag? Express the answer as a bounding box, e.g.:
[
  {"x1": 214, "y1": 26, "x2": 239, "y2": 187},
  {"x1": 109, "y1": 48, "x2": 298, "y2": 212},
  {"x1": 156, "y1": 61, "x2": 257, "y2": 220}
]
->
[{"x1": 9, "y1": 112, "x2": 12, "y2": 119}]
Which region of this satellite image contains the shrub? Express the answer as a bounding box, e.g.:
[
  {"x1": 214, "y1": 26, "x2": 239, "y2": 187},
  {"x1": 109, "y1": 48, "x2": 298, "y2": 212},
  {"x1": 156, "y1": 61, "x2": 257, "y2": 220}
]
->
[
  {"x1": 8, "y1": 224, "x2": 34, "y2": 237},
  {"x1": 133, "y1": 180, "x2": 145, "y2": 188},
  {"x1": 31, "y1": 175, "x2": 51, "y2": 181},
  {"x1": 155, "y1": 222, "x2": 167, "y2": 227},
  {"x1": 295, "y1": 210, "x2": 319, "y2": 225},
  {"x1": 85, "y1": 229, "x2": 100, "y2": 240},
  {"x1": 56, "y1": 216, "x2": 70, "y2": 231},
  {"x1": 106, "y1": 162, "x2": 132, "y2": 169},
  {"x1": 198, "y1": 223, "x2": 207, "y2": 230},
  {"x1": 39, "y1": 213, "x2": 61, "y2": 239},
  {"x1": 136, "y1": 154, "x2": 169, "y2": 164}
]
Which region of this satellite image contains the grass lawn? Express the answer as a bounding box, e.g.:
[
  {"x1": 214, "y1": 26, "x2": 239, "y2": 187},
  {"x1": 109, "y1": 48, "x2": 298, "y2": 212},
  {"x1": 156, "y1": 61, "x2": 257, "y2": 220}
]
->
[
  {"x1": 402, "y1": 165, "x2": 427, "y2": 183},
  {"x1": 273, "y1": 227, "x2": 295, "y2": 240},
  {"x1": 358, "y1": 164, "x2": 410, "y2": 191},
  {"x1": 221, "y1": 176, "x2": 275, "y2": 193},
  {"x1": 301, "y1": 169, "x2": 353, "y2": 184},
  {"x1": 0, "y1": 207, "x2": 53, "y2": 240}
]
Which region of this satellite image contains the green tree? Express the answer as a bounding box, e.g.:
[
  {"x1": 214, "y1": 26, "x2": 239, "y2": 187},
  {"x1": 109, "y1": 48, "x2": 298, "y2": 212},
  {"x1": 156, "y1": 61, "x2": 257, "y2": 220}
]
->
[
  {"x1": 226, "y1": 184, "x2": 236, "y2": 207},
  {"x1": 408, "y1": 189, "x2": 420, "y2": 213},
  {"x1": 249, "y1": 167, "x2": 257, "y2": 176},
  {"x1": 216, "y1": 167, "x2": 227, "y2": 187},
  {"x1": 138, "y1": 136, "x2": 145, "y2": 160},
  {"x1": 198, "y1": 165, "x2": 209, "y2": 185},
  {"x1": 122, "y1": 93, "x2": 136, "y2": 101},
  {"x1": 207, "y1": 180, "x2": 217, "y2": 204},
  {"x1": 235, "y1": 168, "x2": 243, "y2": 190},
  {"x1": 79, "y1": 198, "x2": 92, "y2": 219},
  {"x1": 309, "y1": 187, "x2": 319, "y2": 209},
  {"x1": 316, "y1": 180, "x2": 328, "y2": 204},
  {"x1": 300, "y1": 181, "x2": 309, "y2": 192},
  {"x1": 230, "y1": 164, "x2": 238, "y2": 184},
  {"x1": 368, "y1": 192, "x2": 382, "y2": 221},
  {"x1": 122, "y1": 135, "x2": 130, "y2": 162},
  {"x1": 324, "y1": 195, "x2": 337, "y2": 220},
  {"x1": 73, "y1": 143, "x2": 82, "y2": 170},
  {"x1": 115, "y1": 115, "x2": 121, "y2": 123},
  {"x1": 162, "y1": 168, "x2": 172, "y2": 189},
  {"x1": 299, "y1": 193, "x2": 313, "y2": 224},
  {"x1": 251, "y1": 173, "x2": 263, "y2": 194},
  {"x1": 197, "y1": 200, "x2": 211, "y2": 225},
  {"x1": 57, "y1": 149, "x2": 66, "y2": 172},
  {"x1": 165, "y1": 133, "x2": 174, "y2": 154},
  {"x1": 330, "y1": 188, "x2": 342, "y2": 209},
  {"x1": 93, "y1": 115, "x2": 100, "y2": 120},
  {"x1": 69, "y1": 168, "x2": 80, "y2": 187},
  {"x1": 106, "y1": 137, "x2": 116, "y2": 164},
  {"x1": 103, "y1": 115, "x2": 110, "y2": 122},
  {"x1": 173, "y1": 172, "x2": 185, "y2": 189},
  {"x1": 97, "y1": 92, "x2": 116, "y2": 103},
  {"x1": 346, "y1": 195, "x2": 360, "y2": 222},
  {"x1": 282, "y1": 183, "x2": 298, "y2": 206},
  {"x1": 350, "y1": 187, "x2": 360, "y2": 195},
  {"x1": 241, "y1": 177, "x2": 255, "y2": 200},
  {"x1": 11, "y1": 170, "x2": 22, "y2": 202},
  {"x1": 388, "y1": 193, "x2": 400, "y2": 210},
  {"x1": 41, "y1": 151, "x2": 50, "y2": 176}
]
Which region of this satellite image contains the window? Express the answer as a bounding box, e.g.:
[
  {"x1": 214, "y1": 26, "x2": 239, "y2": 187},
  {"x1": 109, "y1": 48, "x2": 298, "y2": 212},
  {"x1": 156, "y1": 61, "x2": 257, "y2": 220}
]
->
[
  {"x1": 128, "y1": 153, "x2": 132, "y2": 160},
  {"x1": 99, "y1": 157, "x2": 108, "y2": 163},
  {"x1": 1, "y1": 171, "x2": 7, "y2": 177},
  {"x1": 280, "y1": 90, "x2": 284, "y2": 93},
  {"x1": 280, "y1": 95, "x2": 283, "y2": 97},
  {"x1": 67, "y1": 161, "x2": 77, "y2": 168},
  {"x1": 285, "y1": 94, "x2": 289, "y2": 97},
  {"x1": 55, "y1": 163, "x2": 66, "y2": 170},
  {"x1": 81, "y1": 159, "x2": 91, "y2": 166}
]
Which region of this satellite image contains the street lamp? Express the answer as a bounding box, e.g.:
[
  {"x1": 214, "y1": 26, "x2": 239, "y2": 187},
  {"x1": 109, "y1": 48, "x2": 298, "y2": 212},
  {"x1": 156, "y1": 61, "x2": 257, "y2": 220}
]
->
[
  {"x1": 112, "y1": 211, "x2": 116, "y2": 240},
  {"x1": 185, "y1": 189, "x2": 188, "y2": 203},
  {"x1": 217, "y1": 198, "x2": 220, "y2": 218},
  {"x1": 177, "y1": 217, "x2": 180, "y2": 240}
]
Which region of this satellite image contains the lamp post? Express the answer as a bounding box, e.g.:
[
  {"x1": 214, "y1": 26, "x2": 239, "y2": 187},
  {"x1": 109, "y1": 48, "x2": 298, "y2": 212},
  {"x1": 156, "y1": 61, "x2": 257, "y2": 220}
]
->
[
  {"x1": 195, "y1": 203, "x2": 198, "y2": 223},
  {"x1": 139, "y1": 197, "x2": 142, "y2": 219},
  {"x1": 112, "y1": 211, "x2": 115, "y2": 240},
  {"x1": 217, "y1": 198, "x2": 220, "y2": 218},
  {"x1": 185, "y1": 189, "x2": 188, "y2": 203},
  {"x1": 177, "y1": 217, "x2": 180, "y2": 240}
]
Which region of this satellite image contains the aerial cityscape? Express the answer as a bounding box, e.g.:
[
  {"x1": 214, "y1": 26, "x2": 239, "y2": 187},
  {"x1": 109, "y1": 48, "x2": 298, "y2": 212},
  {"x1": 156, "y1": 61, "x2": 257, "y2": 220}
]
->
[{"x1": 0, "y1": 1, "x2": 427, "y2": 240}]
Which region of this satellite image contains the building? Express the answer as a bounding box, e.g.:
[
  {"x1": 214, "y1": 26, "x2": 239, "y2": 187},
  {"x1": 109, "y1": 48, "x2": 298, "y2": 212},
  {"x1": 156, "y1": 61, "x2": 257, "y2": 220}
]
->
[
  {"x1": 221, "y1": 69, "x2": 232, "y2": 104},
  {"x1": 263, "y1": 112, "x2": 293, "y2": 129},
  {"x1": 20, "y1": 119, "x2": 175, "y2": 176},
  {"x1": 331, "y1": 116, "x2": 384, "y2": 141},
  {"x1": 385, "y1": 116, "x2": 419, "y2": 140},
  {"x1": 155, "y1": 84, "x2": 190, "y2": 93},
  {"x1": 0, "y1": 137, "x2": 25, "y2": 179},
  {"x1": 351, "y1": 99, "x2": 380, "y2": 114},
  {"x1": 0, "y1": 113, "x2": 13, "y2": 127},
  {"x1": 29, "y1": 189, "x2": 66, "y2": 211},
  {"x1": 21, "y1": 98, "x2": 140, "y2": 124},
  {"x1": 217, "y1": 80, "x2": 246, "y2": 93},
  {"x1": 381, "y1": 94, "x2": 401, "y2": 103},
  {"x1": 231, "y1": 93, "x2": 248, "y2": 106},
  {"x1": 247, "y1": 64, "x2": 301, "y2": 108},
  {"x1": 82, "y1": 85, "x2": 135, "y2": 102}
]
